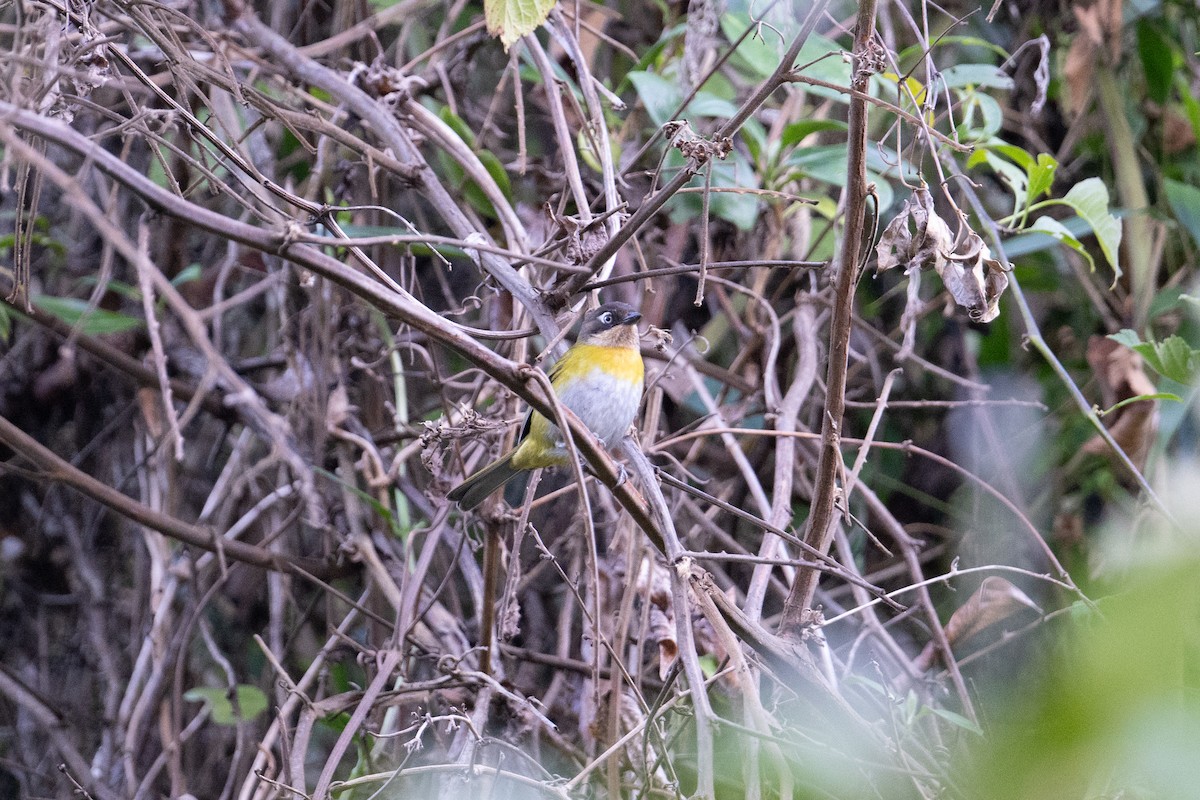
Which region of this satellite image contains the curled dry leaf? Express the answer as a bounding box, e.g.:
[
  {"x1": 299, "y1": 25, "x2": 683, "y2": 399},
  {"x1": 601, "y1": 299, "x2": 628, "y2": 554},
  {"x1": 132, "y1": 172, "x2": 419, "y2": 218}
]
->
[
  {"x1": 937, "y1": 231, "x2": 1009, "y2": 324},
  {"x1": 876, "y1": 188, "x2": 1009, "y2": 323},
  {"x1": 915, "y1": 577, "x2": 1042, "y2": 671},
  {"x1": 1082, "y1": 335, "x2": 1160, "y2": 470}
]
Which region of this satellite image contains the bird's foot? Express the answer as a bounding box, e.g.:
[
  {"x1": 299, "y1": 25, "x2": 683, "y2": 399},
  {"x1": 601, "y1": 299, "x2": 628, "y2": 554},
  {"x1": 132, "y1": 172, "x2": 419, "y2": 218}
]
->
[{"x1": 613, "y1": 463, "x2": 628, "y2": 489}]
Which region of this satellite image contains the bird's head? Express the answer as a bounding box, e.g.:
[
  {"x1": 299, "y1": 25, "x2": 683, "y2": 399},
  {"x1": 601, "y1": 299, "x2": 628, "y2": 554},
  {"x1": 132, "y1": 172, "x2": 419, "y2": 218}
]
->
[{"x1": 578, "y1": 302, "x2": 642, "y2": 348}]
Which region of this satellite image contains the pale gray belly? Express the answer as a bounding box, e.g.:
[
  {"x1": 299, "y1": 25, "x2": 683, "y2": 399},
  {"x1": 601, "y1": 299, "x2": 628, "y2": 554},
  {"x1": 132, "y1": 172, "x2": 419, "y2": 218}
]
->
[{"x1": 550, "y1": 368, "x2": 642, "y2": 451}]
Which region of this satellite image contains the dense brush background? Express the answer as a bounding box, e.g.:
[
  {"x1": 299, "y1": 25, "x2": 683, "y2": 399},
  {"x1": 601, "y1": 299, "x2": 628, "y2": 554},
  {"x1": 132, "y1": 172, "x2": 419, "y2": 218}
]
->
[{"x1": 1, "y1": 0, "x2": 1199, "y2": 798}]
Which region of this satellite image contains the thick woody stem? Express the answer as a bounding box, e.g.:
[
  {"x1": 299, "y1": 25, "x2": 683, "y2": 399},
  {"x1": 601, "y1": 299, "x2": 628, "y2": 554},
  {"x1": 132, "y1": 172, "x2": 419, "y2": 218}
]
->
[{"x1": 779, "y1": 0, "x2": 880, "y2": 637}]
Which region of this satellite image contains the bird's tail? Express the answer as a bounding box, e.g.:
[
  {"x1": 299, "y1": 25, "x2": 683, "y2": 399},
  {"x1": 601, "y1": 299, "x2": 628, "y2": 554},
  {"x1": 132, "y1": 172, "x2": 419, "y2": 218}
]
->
[{"x1": 447, "y1": 452, "x2": 522, "y2": 509}]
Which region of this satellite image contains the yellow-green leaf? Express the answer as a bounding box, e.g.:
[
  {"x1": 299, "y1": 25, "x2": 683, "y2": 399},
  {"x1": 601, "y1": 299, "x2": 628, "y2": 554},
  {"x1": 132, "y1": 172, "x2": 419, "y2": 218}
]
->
[
  {"x1": 184, "y1": 685, "x2": 269, "y2": 725},
  {"x1": 484, "y1": 0, "x2": 556, "y2": 50}
]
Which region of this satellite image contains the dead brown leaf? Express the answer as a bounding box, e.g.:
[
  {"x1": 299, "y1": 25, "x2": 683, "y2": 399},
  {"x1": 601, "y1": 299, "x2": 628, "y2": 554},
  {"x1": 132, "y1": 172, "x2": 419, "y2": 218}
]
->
[
  {"x1": 876, "y1": 188, "x2": 1009, "y2": 323},
  {"x1": 915, "y1": 577, "x2": 1042, "y2": 671},
  {"x1": 1082, "y1": 335, "x2": 1160, "y2": 470}
]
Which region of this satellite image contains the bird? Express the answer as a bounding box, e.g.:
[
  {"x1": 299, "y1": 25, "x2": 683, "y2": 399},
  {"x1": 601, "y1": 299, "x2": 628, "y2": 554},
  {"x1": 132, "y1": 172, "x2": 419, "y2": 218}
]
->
[{"x1": 448, "y1": 301, "x2": 645, "y2": 509}]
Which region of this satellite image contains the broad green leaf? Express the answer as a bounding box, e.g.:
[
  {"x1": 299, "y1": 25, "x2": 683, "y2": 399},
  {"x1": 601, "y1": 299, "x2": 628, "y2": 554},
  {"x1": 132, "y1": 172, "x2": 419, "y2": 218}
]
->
[
  {"x1": 973, "y1": 149, "x2": 1029, "y2": 216},
  {"x1": 0, "y1": 305, "x2": 9, "y2": 342},
  {"x1": 1175, "y1": 72, "x2": 1200, "y2": 145},
  {"x1": 628, "y1": 70, "x2": 683, "y2": 127},
  {"x1": 483, "y1": 0, "x2": 555, "y2": 50},
  {"x1": 184, "y1": 685, "x2": 269, "y2": 725},
  {"x1": 1029, "y1": 216, "x2": 1095, "y2": 272},
  {"x1": 476, "y1": 149, "x2": 512, "y2": 199},
  {"x1": 784, "y1": 145, "x2": 896, "y2": 215},
  {"x1": 1163, "y1": 178, "x2": 1200, "y2": 251},
  {"x1": 664, "y1": 149, "x2": 761, "y2": 230},
  {"x1": 1027, "y1": 153, "x2": 1058, "y2": 202},
  {"x1": 793, "y1": 34, "x2": 852, "y2": 101},
  {"x1": 34, "y1": 296, "x2": 144, "y2": 335},
  {"x1": 686, "y1": 93, "x2": 739, "y2": 119},
  {"x1": 1056, "y1": 178, "x2": 1122, "y2": 279},
  {"x1": 1108, "y1": 328, "x2": 1143, "y2": 350},
  {"x1": 939, "y1": 63, "x2": 1014, "y2": 91},
  {"x1": 981, "y1": 142, "x2": 1035, "y2": 172},
  {"x1": 437, "y1": 106, "x2": 476, "y2": 148},
  {"x1": 740, "y1": 118, "x2": 768, "y2": 162},
  {"x1": 720, "y1": 12, "x2": 782, "y2": 80},
  {"x1": 781, "y1": 119, "x2": 847, "y2": 148},
  {"x1": 897, "y1": 35, "x2": 1010, "y2": 63},
  {"x1": 627, "y1": 71, "x2": 737, "y2": 128},
  {"x1": 975, "y1": 142, "x2": 1059, "y2": 214},
  {"x1": 1109, "y1": 330, "x2": 1199, "y2": 385},
  {"x1": 958, "y1": 92, "x2": 1004, "y2": 139},
  {"x1": 787, "y1": 144, "x2": 848, "y2": 184},
  {"x1": 1142, "y1": 335, "x2": 1198, "y2": 385},
  {"x1": 79, "y1": 276, "x2": 140, "y2": 301}
]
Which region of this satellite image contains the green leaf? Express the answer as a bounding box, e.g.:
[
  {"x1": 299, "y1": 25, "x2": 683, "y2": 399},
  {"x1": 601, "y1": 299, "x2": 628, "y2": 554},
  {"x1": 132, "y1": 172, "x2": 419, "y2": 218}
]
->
[
  {"x1": 781, "y1": 119, "x2": 848, "y2": 149},
  {"x1": 930, "y1": 706, "x2": 984, "y2": 736},
  {"x1": 171, "y1": 264, "x2": 203, "y2": 287},
  {"x1": 1055, "y1": 178, "x2": 1122, "y2": 280},
  {"x1": 972, "y1": 144, "x2": 1057, "y2": 218},
  {"x1": 1175, "y1": 71, "x2": 1200, "y2": 147},
  {"x1": 1108, "y1": 328, "x2": 1143, "y2": 350},
  {"x1": 34, "y1": 296, "x2": 144, "y2": 335},
  {"x1": 1136, "y1": 20, "x2": 1174, "y2": 104},
  {"x1": 1029, "y1": 216, "x2": 1095, "y2": 272},
  {"x1": 686, "y1": 92, "x2": 739, "y2": 119},
  {"x1": 476, "y1": 149, "x2": 512, "y2": 199},
  {"x1": 784, "y1": 144, "x2": 897, "y2": 215},
  {"x1": 793, "y1": 34, "x2": 853, "y2": 101},
  {"x1": 675, "y1": 157, "x2": 761, "y2": 230},
  {"x1": 1163, "y1": 178, "x2": 1200, "y2": 251},
  {"x1": 1027, "y1": 153, "x2": 1058, "y2": 202},
  {"x1": 1108, "y1": 330, "x2": 1200, "y2": 385},
  {"x1": 627, "y1": 71, "x2": 737, "y2": 128},
  {"x1": 1143, "y1": 335, "x2": 1198, "y2": 385},
  {"x1": 939, "y1": 63, "x2": 1014, "y2": 91},
  {"x1": 897, "y1": 35, "x2": 1011, "y2": 63},
  {"x1": 787, "y1": 144, "x2": 849, "y2": 184},
  {"x1": 719, "y1": 12, "x2": 783, "y2": 80},
  {"x1": 437, "y1": 106, "x2": 477, "y2": 148},
  {"x1": 184, "y1": 685, "x2": 269, "y2": 725},
  {"x1": 483, "y1": 0, "x2": 555, "y2": 50},
  {"x1": 78, "y1": 277, "x2": 140, "y2": 301},
  {"x1": 628, "y1": 71, "x2": 682, "y2": 128},
  {"x1": 958, "y1": 92, "x2": 1004, "y2": 139},
  {"x1": 974, "y1": 149, "x2": 1030, "y2": 216},
  {"x1": 0, "y1": 304, "x2": 10, "y2": 342}
]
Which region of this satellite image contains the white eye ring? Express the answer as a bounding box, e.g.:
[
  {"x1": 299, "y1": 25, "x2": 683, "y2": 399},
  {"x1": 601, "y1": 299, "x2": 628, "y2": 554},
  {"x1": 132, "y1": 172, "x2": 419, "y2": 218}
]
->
[{"x1": 599, "y1": 312, "x2": 613, "y2": 325}]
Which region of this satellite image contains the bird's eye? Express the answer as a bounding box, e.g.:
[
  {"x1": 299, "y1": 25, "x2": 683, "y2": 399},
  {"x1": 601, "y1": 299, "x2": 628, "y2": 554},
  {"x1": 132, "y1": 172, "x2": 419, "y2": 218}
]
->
[{"x1": 599, "y1": 312, "x2": 613, "y2": 325}]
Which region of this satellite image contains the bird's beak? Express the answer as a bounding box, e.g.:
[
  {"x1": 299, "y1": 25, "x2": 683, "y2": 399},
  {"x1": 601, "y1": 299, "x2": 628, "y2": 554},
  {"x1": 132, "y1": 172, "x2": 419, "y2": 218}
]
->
[{"x1": 623, "y1": 310, "x2": 642, "y2": 325}]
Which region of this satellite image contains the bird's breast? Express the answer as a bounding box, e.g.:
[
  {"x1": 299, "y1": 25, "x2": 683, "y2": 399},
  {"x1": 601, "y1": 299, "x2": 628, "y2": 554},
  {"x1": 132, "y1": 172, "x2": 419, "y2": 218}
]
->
[{"x1": 553, "y1": 345, "x2": 644, "y2": 448}]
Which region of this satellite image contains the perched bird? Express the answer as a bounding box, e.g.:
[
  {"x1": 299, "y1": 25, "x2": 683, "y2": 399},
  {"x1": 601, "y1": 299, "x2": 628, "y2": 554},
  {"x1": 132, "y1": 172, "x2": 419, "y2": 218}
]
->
[{"x1": 448, "y1": 302, "x2": 645, "y2": 509}]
